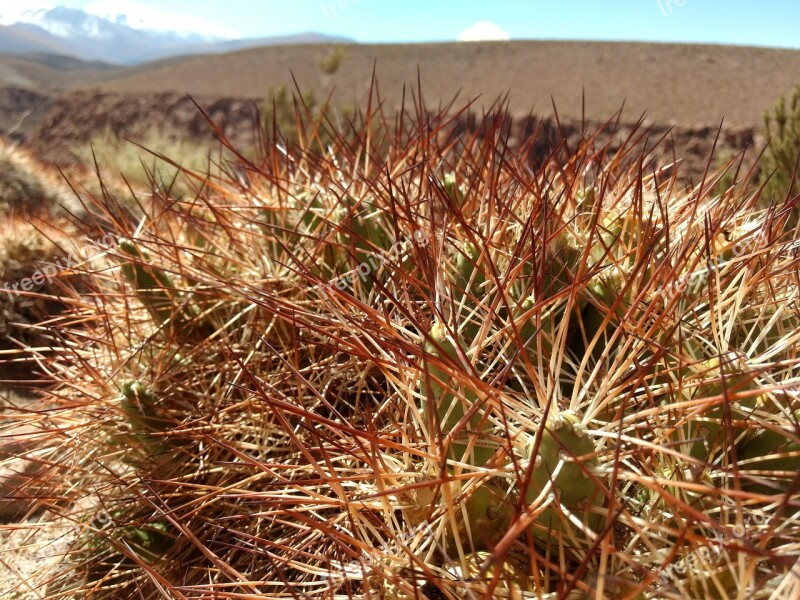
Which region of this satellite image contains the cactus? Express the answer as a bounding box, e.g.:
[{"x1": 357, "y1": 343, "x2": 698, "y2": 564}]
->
[
  {"x1": 511, "y1": 228, "x2": 587, "y2": 365},
  {"x1": 118, "y1": 237, "x2": 214, "y2": 338},
  {"x1": 81, "y1": 518, "x2": 172, "y2": 583},
  {"x1": 442, "y1": 171, "x2": 460, "y2": 201},
  {"x1": 118, "y1": 237, "x2": 180, "y2": 327},
  {"x1": 736, "y1": 410, "x2": 800, "y2": 494},
  {"x1": 524, "y1": 411, "x2": 604, "y2": 550},
  {"x1": 117, "y1": 379, "x2": 177, "y2": 461},
  {"x1": 675, "y1": 354, "x2": 764, "y2": 463},
  {"x1": 124, "y1": 521, "x2": 171, "y2": 562},
  {"x1": 451, "y1": 241, "x2": 487, "y2": 344},
  {"x1": 11, "y1": 91, "x2": 800, "y2": 599},
  {"x1": 422, "y1": 320, "x2": 497, "y2": 466},
  {"x1": 408, "y1": 477, "x2": 516, "y2": 553},
  {"x1": 120, "y1": 380, "x2": 170, "y2": 434},
  {"x1": 324, "y1": 197, "x2": 394, "y2": 293}
]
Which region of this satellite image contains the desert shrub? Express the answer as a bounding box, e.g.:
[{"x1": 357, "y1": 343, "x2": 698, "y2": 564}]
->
[
  {"x1": 759, "y1": 83, "x2": 800, "y2": 206},
  {"x1": 319, "y1": 45, "x2": 346, "y2": 78},
  {"x1": 259, "y1": 85, "x2": 357, "y2": 152},
  {"x1": 2, "y1": 95, "x2": 799, "y2": 599},
  {"x1": 260, "y1": 85, "x2": 318, "y2": 140},
  {"x1": 73, "y1": 125, "x2": 224, "y2": 200}
]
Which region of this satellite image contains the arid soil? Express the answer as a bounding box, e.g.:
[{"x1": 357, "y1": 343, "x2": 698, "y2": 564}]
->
[{"x1": 15, "y1": 40, "x2": 797, "y2": 127}]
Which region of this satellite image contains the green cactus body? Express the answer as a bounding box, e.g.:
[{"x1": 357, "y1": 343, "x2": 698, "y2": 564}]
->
[
  {"x1": 121, "y1": 380, "x2": 169, "y2": 433},
  {"x1": 442, "y1": 172, "x2": 461, "y2": 202},
  {"x1": 736, "y1": 414, "x2": 800, "y2": 493},
  {"x1": 513, "y1": 294, "x2": 539, "y2": 350},
  {"x1": 324, "y1": 197, "x2": 394, "y2": 293},
  {"x1": 119, "y1": 238, "x2": 214, "y2": 338},
  {"x1": 119, "y1": 380, "x2": 176, "y2": 459},
  {"x1": 407, "y1": 477, "x2": 515, "y2": 553},
  {"x1": 339, "y1": 197, "x2": 392, "y2": 258},
  {"x1": 510, "y1": 293, "x2": 573, "y2": 369},
  {"x1": 452, "y1": 242, "x2": 487, "y2": 344},
  {"x1": 542, "y1": 229, "x2": 583, "y2": 300},
  {"x1": 119, "y1": 238, "x2": 177, "y2": 326},
  {"x1": 572, "y1": 209, "x2": 641, "y2": 360},
  {"x1": 511, "y1": 229, "x2": 589, "y2": 365},
  {"x1": 642, "y1": 460, "x2": 714, "y2": 513},
  {"x1": 677, "y1": 355, "x2": 763, "y2": 463},
  {"x1": 524, "y1": 411, "x2": 603, "y2": 549},
  {"x1": 293, "y1": 191, "x2": 325, "y2": 233},
  {"x1": 125, "y1": 521, "x2": 171, "y2": 563},
  {"x1": 450, "y1": 480, "x2": 515, "y2": 552},
  {"x1": 423, "y1": 321, "x2": 496, "y2": 466},
  {"x1": 258, "y1": 191, "x2": 322, "y2": 231},
  {"x1": 79, "y1": 511, "x2": 171, "y2": 583}
]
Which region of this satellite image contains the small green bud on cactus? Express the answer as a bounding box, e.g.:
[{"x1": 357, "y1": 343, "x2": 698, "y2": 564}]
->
[
  {"x1": 442, "y1": 172, "x2": 460, "y2": 201},
  {"x1": 542, "y1": 229, "x2": 582, "y2": 299},
  {"x1": 119, "y1": 380, "x2": 175, "y2": 459},
  {"x1": 121, "y1": 380, "x2": 169, "y2": 433}
]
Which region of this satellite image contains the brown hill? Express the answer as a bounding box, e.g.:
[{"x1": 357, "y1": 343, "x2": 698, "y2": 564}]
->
[
  {"x1": 72, "y1": 41, "x2": 800, "y2": 128},
  {"x1": 2, "y1": 40, "x2": 799, "y2": 182},
  {"x1": 0, "y1": 52, "x2": 113, "y2": 90}
]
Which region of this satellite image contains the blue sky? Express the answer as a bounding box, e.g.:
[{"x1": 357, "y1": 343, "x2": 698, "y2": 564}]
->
[{"x1": 18, "y1": 0, "x2": 800, "y2": 48}]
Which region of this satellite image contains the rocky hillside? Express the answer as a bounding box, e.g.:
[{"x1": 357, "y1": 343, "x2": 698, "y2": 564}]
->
[{"x1": 26, "y1": 89, "x2": 758, "y2": 183}]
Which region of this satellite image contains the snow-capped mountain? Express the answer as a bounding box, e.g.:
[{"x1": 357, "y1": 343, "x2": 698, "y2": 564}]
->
[
  {"x1": 0, "y1": 1, "x2": 238, "y2": 41},
  {"x1": 0, "y1": 2, "x2": 345, "y2": 65},
  {"x1": 83, "y1": 1, "x2": 240, "y2": 41}
]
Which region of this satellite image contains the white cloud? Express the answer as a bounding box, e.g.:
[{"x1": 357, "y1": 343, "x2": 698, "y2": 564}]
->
[
  {"x1": 457, "y1": 21, "x2": 510, "y2": 42},
  {"x1": 84, "y1": 1, "x2": 240, "y2": 40},
  {"x1": 0, "y1": 2, "x2": 56, "y2": 25}
]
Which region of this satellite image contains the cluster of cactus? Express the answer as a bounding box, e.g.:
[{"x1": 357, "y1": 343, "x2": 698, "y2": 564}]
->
[
  {"x1": 0, "y1": 139, "x2": 83, "y2": 218},
  {"x1": 2, "y1": 93, "x2": 799, "y2": 600},
  {"x1": 0, "y1": 217, "x2": 88, "y2": 380}
]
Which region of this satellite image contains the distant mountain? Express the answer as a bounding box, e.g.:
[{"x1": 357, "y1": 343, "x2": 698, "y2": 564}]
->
[
  {"x1": 0, "y1": 23, "x2": 73, "y2": 56},
  {"x1": 0, "y1": 3, "x2": 350, "y2": 65}
]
